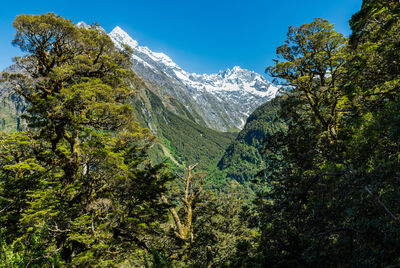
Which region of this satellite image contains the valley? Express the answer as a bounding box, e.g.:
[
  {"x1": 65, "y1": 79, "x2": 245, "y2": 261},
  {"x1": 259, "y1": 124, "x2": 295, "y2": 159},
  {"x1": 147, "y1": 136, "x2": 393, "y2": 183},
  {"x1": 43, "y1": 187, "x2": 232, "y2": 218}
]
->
[{"x1": 2, "y1": 3, "x2": 399, "y2": 265}]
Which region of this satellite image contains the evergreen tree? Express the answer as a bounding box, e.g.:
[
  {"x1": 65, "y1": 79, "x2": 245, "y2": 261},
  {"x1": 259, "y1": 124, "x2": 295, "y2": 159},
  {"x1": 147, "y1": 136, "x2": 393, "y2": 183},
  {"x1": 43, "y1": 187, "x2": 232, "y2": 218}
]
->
[
  {"x1": 0, "y1": 13, "x2": 171, "y2": 266},
  {"x1": 256, "y1": 18, "x2": 354, "y2": 266},
  {"x1": 255, "y1": 3, "x2": 400, "y2": 266},
  {"x1": 153, "y1": 164, "x2": 255, "y2": 267}
]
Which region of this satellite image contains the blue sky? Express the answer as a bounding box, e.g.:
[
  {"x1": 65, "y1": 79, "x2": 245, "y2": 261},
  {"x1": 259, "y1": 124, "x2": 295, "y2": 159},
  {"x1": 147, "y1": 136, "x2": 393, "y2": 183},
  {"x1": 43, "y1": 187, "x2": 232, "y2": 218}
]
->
[{"x1": 0, "y1": 0, "x2": 362, "y2": 75}]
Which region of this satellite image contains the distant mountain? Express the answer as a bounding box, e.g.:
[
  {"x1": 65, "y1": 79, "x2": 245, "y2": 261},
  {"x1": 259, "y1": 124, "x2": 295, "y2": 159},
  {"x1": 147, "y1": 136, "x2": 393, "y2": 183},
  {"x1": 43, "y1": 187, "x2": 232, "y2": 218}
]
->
[
  {"x1": 109, "y1": 26, "x2": 278, "y2": 131},
  {"x1": 108, "y1": 25, "x2": 281, "y2": 170},
  {"x1": 130, "y1": 86, "x2": 237, "y2": 171},
  {"x1": 0, "y1": 64, "x2": 27, "y2": 132}
]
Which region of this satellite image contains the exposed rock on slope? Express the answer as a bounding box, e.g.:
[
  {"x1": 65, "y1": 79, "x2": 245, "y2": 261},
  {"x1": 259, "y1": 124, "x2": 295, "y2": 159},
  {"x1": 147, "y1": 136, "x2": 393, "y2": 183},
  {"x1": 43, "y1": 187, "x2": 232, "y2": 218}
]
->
[{"x1": 109, "y1": 26, "x2": 278, "y2": 131}]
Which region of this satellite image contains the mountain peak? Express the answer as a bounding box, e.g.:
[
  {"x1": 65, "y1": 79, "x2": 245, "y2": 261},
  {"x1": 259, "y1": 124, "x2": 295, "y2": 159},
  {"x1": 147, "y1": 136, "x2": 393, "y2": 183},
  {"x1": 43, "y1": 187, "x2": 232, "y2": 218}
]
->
[
  {"x1": 110, "y1": 26, "x2": 125, "y2": 34},
  {"x1": 224, "y1": 66, "x2": 253, "y2": 77},
  {"x1": 232, "y1": 65, "x2": 243, "y2": 72},
  {"x1": 109, "y1": 26, "x2": 139, "y2": 48},
  {"x1": 76, "y1": 21, "x2": 90, "y2": 29},
  {"x1": 106, "y1": 25, "x2": 278, "y2": 131}
]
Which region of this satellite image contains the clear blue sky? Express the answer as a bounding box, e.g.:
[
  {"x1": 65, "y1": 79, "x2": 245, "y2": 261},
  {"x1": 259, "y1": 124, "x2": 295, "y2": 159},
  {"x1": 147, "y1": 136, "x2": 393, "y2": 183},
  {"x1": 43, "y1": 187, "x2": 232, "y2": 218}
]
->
[{"x1": 0, "y1": 0, "x2": 362, "y2": 75}]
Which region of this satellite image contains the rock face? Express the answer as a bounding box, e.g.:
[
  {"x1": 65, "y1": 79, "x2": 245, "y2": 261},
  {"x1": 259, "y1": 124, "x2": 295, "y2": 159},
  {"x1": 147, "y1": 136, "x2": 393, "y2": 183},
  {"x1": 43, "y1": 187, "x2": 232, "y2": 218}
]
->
[
  {"x1": 0, "y1": 64, "x2": 28, "y2": 132},
  {"x1": 109, "y1": 26, "x2": 278, "y2": 131}
]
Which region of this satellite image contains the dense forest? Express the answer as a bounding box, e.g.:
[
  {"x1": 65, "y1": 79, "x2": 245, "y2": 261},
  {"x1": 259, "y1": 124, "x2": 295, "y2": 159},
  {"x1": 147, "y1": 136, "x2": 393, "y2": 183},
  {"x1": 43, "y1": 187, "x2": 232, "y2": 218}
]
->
[{"x1": 1, "y1": 0, "x2": 400, "y2": 266}]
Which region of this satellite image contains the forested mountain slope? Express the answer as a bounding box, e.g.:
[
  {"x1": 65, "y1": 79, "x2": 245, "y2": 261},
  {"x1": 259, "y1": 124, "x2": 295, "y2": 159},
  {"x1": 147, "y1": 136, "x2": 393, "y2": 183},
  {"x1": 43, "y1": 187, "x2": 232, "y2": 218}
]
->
[
  {"x1": 131, "y1": 86, "x2": 237, "y2": 170},
  {"x1": 208, "y1": 97, "x2": 285, "y2": 187}
]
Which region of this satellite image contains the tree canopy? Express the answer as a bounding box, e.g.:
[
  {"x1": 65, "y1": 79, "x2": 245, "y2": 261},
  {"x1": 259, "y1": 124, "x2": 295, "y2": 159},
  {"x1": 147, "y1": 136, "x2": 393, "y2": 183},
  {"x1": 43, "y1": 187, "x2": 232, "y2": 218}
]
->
[
  {"x1": 0, "y1": 13, "x2": 172, "y2": 266},
  {"x1": 2, "y1": 1, "x2": 400, "y2": 266},
  {"x1": 253, "y1": 2, "x2": 400, "y2": 266}
]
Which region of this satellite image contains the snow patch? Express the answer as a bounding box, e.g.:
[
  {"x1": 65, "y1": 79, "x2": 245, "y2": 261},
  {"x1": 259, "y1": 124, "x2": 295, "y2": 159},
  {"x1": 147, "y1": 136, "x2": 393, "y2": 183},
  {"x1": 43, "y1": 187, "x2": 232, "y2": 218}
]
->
[
  {"x1": 107, "y1": 25, "x2": 280, "y2": 131},
  {"x1": 110, "y1": 26, "x2": 139, "y2": 48}
]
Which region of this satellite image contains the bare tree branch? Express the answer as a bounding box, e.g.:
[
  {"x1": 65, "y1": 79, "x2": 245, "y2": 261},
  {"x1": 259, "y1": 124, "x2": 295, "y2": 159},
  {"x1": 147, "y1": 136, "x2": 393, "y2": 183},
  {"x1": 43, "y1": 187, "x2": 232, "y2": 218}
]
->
[{"x1": 365, "y1": 186, "x2": 399, "y2": 222}]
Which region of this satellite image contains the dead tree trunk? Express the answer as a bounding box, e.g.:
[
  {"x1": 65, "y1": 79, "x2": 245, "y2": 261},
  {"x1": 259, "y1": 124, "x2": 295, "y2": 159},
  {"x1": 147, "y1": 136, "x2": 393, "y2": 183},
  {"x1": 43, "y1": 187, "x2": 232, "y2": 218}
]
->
[{"x1": 161, "y1": 163, "x2": 203, "y2": 250}]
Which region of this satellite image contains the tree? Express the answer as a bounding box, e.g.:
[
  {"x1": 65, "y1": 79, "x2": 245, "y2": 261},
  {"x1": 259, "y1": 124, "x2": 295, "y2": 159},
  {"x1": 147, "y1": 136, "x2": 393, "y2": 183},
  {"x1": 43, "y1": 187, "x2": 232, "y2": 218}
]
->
[
  {"x1": 189, "y1": 188, "x2": 257, "y2": 268},
  {"x1": 158, "y1": 163, "x2": 204, "y2": 263},
  {"x1": 266, "y1": 18, "x2": 347, "y2": 142},
  {"x1": 0, "y1": 13, "x2": 171, "y2": 266},
  {"x1": 255, "y1": 6, "x2": 400, "y2": 266},
  {"x1": 155, "y1": 163, "x2": 256, "y2": 267},
  {"x1": 257, "y1": 18, "x2": 355, "y2": 266},
  {"x1": 342, "y1": 0, "x2": 400, "y2": 264},
  {"x1": 162, "y1": 164, "x2": 202, "y2": 243}
]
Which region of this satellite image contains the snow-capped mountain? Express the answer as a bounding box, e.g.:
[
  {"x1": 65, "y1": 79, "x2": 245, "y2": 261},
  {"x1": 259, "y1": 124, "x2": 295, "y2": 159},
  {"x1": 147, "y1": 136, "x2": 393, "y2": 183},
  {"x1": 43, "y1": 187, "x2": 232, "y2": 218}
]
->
[{"x1": 109, "y1": 26, "x2": 278, "y2": 131}]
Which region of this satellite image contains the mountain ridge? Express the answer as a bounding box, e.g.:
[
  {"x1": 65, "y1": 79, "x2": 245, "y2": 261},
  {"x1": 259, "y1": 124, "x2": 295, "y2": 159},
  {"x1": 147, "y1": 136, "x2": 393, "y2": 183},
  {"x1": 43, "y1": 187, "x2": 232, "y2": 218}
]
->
[{"x1": 108, "y1": 25, "x2": 278, "y2": 131}]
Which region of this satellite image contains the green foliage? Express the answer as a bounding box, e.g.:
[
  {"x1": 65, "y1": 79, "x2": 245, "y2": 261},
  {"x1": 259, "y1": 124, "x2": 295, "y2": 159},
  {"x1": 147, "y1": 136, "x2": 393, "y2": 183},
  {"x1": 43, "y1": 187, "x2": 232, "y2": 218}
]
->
[
  {"x1": 210, "y1": 97, "x2": 286, "y2": 186},
  {"x1": 151, "y1": 248, "x2": 172, "y2": 268},
  {"x1": 155, "y1": 182, "x2": 256, "y2": 267},
  {"x1": 0, "y1": 239, "x2": 24, "y2": 268},
  {"x1": 158, "y1": 110, "x2": 236, "y2": 171},
  {"x1": 0, "y1": 226, "x2": 62, "y2": 267},
  {"x1": 0, "y1": 13, "x2": 172, "y2": 266},
  {"x1": 3, "y1": 2, "x2": 399, "y2": 266},
  {"x1": 188, "y1": 189, "x2": 258, "y2": 267},
  {"x1": 255, "y1": 17, "x2": 353, "y2": 266},
  {"x1": 251, "y1": 6, "x2": 400, "y2": 267},
  {"x1": 132, "y1": 87, "x2": 236, "y2": 172}
]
